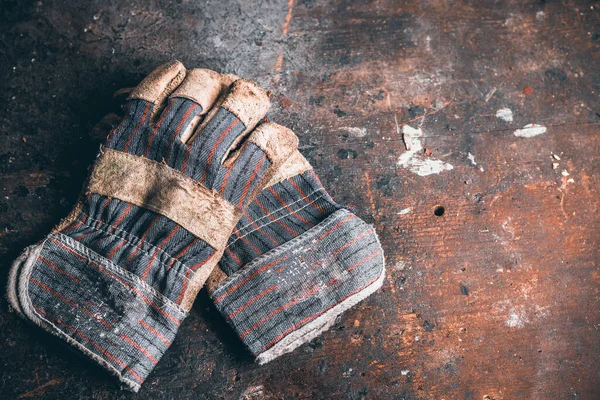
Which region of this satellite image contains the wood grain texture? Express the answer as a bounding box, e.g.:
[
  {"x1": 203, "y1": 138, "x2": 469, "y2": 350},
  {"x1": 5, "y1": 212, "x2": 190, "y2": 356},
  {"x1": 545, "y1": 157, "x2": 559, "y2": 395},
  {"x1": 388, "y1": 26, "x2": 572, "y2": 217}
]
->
[{"x1": 0, "y1": 0, "x2": 598, "y2": 399}]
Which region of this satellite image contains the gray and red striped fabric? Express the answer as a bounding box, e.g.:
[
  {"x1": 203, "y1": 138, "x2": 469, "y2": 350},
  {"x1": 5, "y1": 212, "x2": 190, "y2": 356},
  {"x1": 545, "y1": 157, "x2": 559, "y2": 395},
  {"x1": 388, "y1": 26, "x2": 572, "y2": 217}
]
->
[
  {"x1": 213, "y1": 162, "x2": 386, "y2": 363},
  {"x1": 8, "y1": 64, "x2": 282, "y2": 392}
]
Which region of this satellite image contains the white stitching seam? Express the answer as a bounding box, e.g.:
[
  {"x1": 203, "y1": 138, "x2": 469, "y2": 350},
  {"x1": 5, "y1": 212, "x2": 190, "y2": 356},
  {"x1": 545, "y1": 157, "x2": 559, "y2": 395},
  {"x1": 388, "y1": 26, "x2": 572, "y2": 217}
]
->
[
  {"x1": 232, "y1": 189, "x2": 325, "y2": 244},
  {"x1": 234, "y1": 188, "x2": 326, "y2": 233},
  {"x1": 227, "y1": 193, "x2": 329, "y2": 247}
]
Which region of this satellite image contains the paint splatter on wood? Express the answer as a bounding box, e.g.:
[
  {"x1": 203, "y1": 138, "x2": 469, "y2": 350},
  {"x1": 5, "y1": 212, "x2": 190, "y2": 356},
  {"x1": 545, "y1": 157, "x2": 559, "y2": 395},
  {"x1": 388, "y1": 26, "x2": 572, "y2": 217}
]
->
[
  {"x1": 513, "y1": 123, "x2": 547, "y2": 138},
  {"x1": 496, "y1": 108, "x2": 513, "y2": 122},
  {"x1": 398, "y1": 125, "x2": 454, "y2": 176}
]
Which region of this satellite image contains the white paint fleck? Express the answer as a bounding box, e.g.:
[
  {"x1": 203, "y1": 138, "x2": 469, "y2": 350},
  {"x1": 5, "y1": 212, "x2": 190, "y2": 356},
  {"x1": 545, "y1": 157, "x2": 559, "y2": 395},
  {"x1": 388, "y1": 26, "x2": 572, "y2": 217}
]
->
[
  {"x1": 534, "y1": 305, "x2": 550, "y2": 318},
  {"x1": 398, "y1": 125, "x2": 454, "y2": 176},
  {"x1": 536, "y1": 11, "x2": 546, "y2": 21},
  {"x1": 496, "y1": 107, "x2": 514, "y2": 122},
  {"x1": 505, "y1": 308, "x2": 529, "y2": 328},
  {"x1": 561, "y1": 170, "x2": 570, "y2": 177},
  {"x1": 480, "y1": 166, "x2": 485, "y2": 172},
  {"x1": 240, "y1": 385, "x2": 266, "y2": 399},
  {"x1": 513, "y1": 123, "x2": 547, "y2": 138},
  {"x1": 467, "y1": 152, "x2": 477, "y2": 165},
  {"x1": 433, "y1": 99, "x2": 445, "y2": 110},
  {"x1": 401, "y1": 369, "x2": 410, "y2": 376},
  {"x1": 340, "y1": 126, "x2": 367, "y2": 138},
  {"x1": 394, "y1": 261, "x2": 406, "y2": 270},
  {"x1": 398, "y1": 207, "x2": 412, "y2": 215},
  {"x1": 402, "y1": 125, "x2": 418, "y2": 151}
]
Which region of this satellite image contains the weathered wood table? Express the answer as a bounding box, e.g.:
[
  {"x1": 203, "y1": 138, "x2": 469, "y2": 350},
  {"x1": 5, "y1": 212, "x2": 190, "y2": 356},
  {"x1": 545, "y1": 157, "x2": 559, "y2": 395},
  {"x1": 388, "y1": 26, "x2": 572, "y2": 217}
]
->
[{"x1": 1, "y1": 1, "x2": 599, "y2": 399}]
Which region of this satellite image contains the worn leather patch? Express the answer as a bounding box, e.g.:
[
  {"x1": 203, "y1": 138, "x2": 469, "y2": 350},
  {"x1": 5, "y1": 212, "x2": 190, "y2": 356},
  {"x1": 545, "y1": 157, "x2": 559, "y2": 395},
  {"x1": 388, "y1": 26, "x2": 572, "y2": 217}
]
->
[
  {"x1": 221, "y1": 79, "x2": 271, "y2": 133},
  {"x1": 205, "y1": 265, "x2": 228, "y2": 295},
  {"x1": 265, "y1": 150, "x2": 312, "y2": 188},
  {"x1": 87, "y1": 149, "x2": 242, "y2": 251},
  {"x1": 129, "y1": 60, "x2": 186, "y2": 105},
  {"x1": 171, "y1": 68, "x2": 224, "y2": 113}
]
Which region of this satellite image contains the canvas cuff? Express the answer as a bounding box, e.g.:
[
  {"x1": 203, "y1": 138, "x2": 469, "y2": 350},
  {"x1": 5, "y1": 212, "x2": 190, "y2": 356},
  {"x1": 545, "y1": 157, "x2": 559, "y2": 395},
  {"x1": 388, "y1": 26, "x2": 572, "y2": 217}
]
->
[
  {"x1": 211, "y1": 209, "x2": 385, "y2": 364},
  {"x1": 8, "y1": 232, "x2": 187, "y2": 392}
]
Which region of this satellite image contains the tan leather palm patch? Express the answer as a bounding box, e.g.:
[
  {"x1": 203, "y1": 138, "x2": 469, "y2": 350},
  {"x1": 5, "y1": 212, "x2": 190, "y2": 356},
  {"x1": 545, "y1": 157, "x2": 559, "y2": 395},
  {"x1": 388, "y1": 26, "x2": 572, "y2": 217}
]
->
[{"x1": 87, "y1": 149, "x2": 242, "y2": 251}]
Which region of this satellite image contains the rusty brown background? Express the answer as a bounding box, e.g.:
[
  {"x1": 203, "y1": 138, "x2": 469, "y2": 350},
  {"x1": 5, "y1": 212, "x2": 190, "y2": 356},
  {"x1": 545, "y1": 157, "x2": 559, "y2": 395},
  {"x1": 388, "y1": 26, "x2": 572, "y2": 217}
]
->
[{"x1": 1, "y1": 0, "x2": 599, "y2": 399}]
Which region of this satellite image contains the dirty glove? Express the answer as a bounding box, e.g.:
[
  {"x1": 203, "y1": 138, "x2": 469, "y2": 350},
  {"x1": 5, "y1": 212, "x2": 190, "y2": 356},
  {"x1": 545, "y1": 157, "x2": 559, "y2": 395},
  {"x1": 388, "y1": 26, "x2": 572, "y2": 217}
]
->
[
  {"x1": 207, "y1": 149, "x2": 385, "y2": 364},
  {"x1": 6, "y1": 61, "x2": 297, "y2": 391},
  {"x1": 83, "y1": 80, "x2": 385, "y2": 365}
]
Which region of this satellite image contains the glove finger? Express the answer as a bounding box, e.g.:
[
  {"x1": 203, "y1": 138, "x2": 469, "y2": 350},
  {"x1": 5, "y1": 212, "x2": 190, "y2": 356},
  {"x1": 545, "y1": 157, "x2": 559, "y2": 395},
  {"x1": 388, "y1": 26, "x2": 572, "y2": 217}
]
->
[
  {"x1": 154, "y1": 71, "x2": 239, "y2": 166},
  {"x1": 128, "y1": 60, "x2": 187, "y2": 121},
  {"x1": 215, "y1": 122, "x2": 298, "y2": 209},
  {"x1": 173, "y1": 69, "x2": 232, "y2": 115},
  {"x1": 109, "y1": 61, "x2": 186, "y2": 152},
  {"x1": 184, "y1": 79, "x2": 271, "y2": 184}
]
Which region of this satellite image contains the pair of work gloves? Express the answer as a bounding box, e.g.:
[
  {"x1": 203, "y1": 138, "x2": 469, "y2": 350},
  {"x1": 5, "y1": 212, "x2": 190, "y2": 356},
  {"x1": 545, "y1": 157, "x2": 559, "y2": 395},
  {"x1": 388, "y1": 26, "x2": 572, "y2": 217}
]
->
[{"x1": 6, "y1": 61, "x2": 385, "y2": 392}]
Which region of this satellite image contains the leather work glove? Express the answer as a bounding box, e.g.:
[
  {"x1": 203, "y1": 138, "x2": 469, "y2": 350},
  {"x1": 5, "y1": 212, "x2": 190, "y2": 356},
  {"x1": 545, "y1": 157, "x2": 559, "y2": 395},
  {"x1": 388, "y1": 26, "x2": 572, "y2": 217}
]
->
[
  {"x1": 75, "y1": 73, "x2": 385, "y2": 367},
  {"x1": 207, "y1": 149, "x2": 385, "y2": 364},
  {"x1": 6, "y1": 61, "x2": 298, "y2": 392}
]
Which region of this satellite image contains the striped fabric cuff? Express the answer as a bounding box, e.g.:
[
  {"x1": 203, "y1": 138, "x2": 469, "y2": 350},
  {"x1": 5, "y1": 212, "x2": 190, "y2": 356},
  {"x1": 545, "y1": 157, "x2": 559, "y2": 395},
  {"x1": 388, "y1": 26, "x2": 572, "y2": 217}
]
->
[
  {"x1": 8, "y1": 232, "x2": 187, "y2": 392},
  {"x1": 212, "y1": 209, "x2": 385, "y2": 363}
]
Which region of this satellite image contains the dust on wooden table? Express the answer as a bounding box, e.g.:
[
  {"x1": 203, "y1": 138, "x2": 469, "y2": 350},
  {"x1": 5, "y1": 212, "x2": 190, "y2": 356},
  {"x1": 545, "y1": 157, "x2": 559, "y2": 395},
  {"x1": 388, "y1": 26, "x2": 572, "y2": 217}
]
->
[{"x1": 0, "y1": 0, "x2": 598, "y2": 399}]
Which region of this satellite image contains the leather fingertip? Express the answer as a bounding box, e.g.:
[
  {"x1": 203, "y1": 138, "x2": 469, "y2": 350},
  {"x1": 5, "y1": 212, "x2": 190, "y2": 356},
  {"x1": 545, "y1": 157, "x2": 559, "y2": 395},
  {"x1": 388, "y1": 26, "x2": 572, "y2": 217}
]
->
[
  {"x1": 264, "y1": 150, "x2": 312, "y2": 188},
  {"x1": 129, "y1": 60, "x2": 187, "y2": 104},
  {"x1": 221, "y1": 79, "x2": 271, "y2": 131},
  {"x1": 171, "y1": 68, "x2": 223, "y2": 114},
  {"x1": 249, "y1": 122, "x2": 298, "y2": 166}
]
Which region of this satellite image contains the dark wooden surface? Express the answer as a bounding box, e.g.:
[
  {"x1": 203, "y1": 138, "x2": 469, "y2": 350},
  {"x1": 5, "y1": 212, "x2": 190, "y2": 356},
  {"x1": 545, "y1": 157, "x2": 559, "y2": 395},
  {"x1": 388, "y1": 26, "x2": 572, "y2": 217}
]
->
[{"x1": 1, "y1": 0, "x2": 599, "y2": 399}]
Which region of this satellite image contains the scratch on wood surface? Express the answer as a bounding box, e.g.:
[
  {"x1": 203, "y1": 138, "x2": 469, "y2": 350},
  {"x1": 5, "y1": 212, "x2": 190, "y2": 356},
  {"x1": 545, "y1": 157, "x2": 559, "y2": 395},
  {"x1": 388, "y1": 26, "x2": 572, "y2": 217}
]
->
[
  {"x1": 272, "y1": 0, "x2": 295, "y2": 85},
  {"x1": 557, "y1": 174, "x2": 574, "y2": 220},
  {"x1": 281, "y1": 0, "x2": 295, "y2": 36},
  {"x1": 405, "y1": 100, "x2": 452, "y2": 125},
  {"x1": 484, "y1": 87, "x2": 497, "y2": 102},
  {"x1": 557, "y1": 188, "x2": 568, "y2": 220},
  {"x1": 394, "y1": 113, "x2": 402, "y2": 138},
  {"x1": 364, "y1": 171, "x2": 377, "y2": 218},
  {"x1": 18, "y1": 379, "x2": 64, "y2": 399}
]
